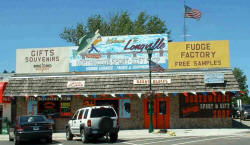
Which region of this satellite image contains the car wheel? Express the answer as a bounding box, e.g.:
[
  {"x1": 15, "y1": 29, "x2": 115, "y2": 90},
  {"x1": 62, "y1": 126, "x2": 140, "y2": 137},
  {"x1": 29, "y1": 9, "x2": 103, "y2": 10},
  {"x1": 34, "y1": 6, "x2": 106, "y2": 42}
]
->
[
  {"x1": 109, "y1": 132, "x2": 118, "y2": 143},
  {"x1": 9, "y1": 134, "x2": 14, "y2": 141},
  {"x1": 14, "y1": 135, "x2": 20, "y2": 145},
  {"x1": 81, "y1": 129, "x2": 88, "y2": 143},
  {"x1": 66, "y1": 128, "x2": 73, "y2": 140},
  {"x1": 46, "y1": 135, "x2": 52, "y2": 143}
]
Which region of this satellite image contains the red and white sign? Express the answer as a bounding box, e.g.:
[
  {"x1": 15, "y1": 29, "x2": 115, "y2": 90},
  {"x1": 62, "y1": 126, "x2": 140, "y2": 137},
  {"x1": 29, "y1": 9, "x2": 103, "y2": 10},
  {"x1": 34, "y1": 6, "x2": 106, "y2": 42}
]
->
[
  {"x1": 133, "y1": 79, "x2": 171, "y2": 85},
  {"x1": 67, "y1": 81, "x2": 85, "y2": 88}
]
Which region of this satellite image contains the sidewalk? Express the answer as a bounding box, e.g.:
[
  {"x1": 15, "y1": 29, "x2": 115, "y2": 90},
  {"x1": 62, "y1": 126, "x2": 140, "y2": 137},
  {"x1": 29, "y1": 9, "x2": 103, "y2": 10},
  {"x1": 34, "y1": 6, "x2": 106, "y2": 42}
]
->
[{"x1": 0, "y1": 129, "x2": 250, "y2": 140}]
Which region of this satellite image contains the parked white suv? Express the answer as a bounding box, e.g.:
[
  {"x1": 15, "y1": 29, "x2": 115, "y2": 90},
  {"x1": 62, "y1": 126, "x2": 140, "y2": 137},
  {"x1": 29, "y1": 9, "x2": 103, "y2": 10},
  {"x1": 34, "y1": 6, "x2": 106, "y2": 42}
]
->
[{"x1": 66, "y1": 106, "x2": 119, "y2": 143}]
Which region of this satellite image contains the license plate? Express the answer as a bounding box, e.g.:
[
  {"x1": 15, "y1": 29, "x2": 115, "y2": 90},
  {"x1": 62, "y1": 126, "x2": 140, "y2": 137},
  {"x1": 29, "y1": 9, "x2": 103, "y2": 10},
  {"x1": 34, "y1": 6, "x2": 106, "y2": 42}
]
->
[
  {"x1": 92, "y1": 130, "x2": 98, "y2": 134},
  {"x1": 33, "y1": 127, "x2": 39, "y2": 131}
]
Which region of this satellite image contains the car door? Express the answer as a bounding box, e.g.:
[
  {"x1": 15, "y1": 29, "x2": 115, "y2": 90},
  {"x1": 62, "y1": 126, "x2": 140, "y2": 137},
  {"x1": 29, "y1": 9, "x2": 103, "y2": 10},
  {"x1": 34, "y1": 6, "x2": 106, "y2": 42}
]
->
[
  {"x1": 71, "y1": 110, "x2": 79, "y2": 134},
  {"x1": 75, "y1": 109, "x2": 85, "y2": 135}
]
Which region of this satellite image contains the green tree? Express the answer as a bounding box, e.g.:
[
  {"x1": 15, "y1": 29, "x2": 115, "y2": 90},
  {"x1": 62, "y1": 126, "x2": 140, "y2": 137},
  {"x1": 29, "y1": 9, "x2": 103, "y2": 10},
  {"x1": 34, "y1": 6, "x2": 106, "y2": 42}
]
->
[
  {"x1": 59, "y1": 11, "x2": 170, "y2": 45},
  {"x1": 3, "y1": 70, "x2": 8, "y2": 73},
  {"x1": 233, "y1": 67, "x2": 250, "y2": 104}
]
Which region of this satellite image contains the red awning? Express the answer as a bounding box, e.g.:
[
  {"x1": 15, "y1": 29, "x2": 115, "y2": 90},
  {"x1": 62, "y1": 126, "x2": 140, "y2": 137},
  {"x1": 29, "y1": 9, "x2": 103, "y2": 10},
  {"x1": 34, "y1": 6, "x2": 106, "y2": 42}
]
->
[{"x1": 0, "y1": 82, "x2": 7, "y2": 103}]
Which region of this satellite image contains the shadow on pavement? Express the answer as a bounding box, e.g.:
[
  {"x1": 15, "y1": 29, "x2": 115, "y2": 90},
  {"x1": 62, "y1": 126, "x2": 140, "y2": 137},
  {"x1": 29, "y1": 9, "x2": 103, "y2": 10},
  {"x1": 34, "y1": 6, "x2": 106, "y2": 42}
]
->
[
  {"x1": 16, "y1": 140, "x2": 61, "y2": 145},
  {"x1": 232, "y1": 119, "x2": 250, "y2": 128},
  {"x1": 74, "y1": 138, "x2": 130, "y2": 144}
]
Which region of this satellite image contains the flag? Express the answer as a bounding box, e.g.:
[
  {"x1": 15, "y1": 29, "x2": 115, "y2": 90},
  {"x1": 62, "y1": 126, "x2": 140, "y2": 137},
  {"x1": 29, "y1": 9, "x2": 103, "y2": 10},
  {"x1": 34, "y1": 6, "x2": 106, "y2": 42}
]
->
[
  {"x1": 184, "y1": 5, "x2": 201, "y2": 20},
  {"x1": 73, "y1": 29, "x2": 99, "y2": 58},
  {"x1": 149, "y1": 60, "x2": 164, "y2": 72}
]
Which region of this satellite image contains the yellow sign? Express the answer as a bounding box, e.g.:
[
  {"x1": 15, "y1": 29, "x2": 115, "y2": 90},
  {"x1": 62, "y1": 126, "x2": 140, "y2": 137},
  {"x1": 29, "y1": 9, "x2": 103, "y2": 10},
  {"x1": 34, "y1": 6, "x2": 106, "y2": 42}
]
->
[{"x1": 168, "y1": 40, "x2": 230, "y2": 69}]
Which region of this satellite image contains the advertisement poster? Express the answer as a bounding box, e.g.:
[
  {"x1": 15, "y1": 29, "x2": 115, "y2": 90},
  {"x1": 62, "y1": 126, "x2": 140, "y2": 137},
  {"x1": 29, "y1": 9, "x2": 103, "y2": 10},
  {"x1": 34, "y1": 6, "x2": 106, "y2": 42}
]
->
[
  {"x1": 119, "y1": 99, "x2": 131, "y2": 118},
  {"x1": 168, "y1": 40, "x2": 230, "y2": 69},
  {"x1": 16, "y1": 47, "x2": 69, "y2": 73},
  {"x1": 27, "y1": 100, "x2": 37, "y2": 115},
  {"x1": 69, "y1": 34, "x2": 168, "y2": 72},
  {"x1": 179, "y1": 94, "x2": 231, "y2": 118}
]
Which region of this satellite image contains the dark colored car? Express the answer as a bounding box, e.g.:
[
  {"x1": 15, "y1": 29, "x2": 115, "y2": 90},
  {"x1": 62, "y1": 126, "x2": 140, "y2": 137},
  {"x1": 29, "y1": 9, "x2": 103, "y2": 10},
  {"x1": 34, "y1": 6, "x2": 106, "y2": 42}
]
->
[
  {"x1": 241, "y1": 105, "x2": 250, "y2": 120},
  {"x1": 232, "y1": 106, "x2": 241, "y2": 118},
  {"x1": 9, "y1": 115, "x2": 53, "y2": 145}
]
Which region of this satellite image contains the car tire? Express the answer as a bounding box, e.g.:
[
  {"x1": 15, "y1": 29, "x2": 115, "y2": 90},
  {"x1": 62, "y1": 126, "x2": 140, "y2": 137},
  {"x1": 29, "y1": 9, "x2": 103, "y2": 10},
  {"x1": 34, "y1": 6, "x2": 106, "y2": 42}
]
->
[
  {"x1": 81, "y1": 129, "x2": 88, "y2": 143},
  {"x1": 110, "y1": 132, "x2": 118, "y2": 143},
  {"x1": 9, "y1": 134, "x2": 14, "y2": 141},
  {"x1": 46, "y1": 135, "x2": 52, "y2": 143},
  {"x1": 14, "y1": 135, "x2": 20, "y2": 145},
  {"x1": 66, "y1": 128, "x2": 73, "y2": 140},
  {"x1": 99, "y1": 117, "x2": 113, "y2": 133}
]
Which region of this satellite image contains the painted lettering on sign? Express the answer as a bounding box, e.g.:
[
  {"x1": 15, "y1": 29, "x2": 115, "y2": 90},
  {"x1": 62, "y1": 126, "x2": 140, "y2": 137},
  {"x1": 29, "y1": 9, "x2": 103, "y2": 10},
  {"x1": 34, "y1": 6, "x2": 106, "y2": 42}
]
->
[
  {"x1": 124, "y1": 38, "x2": 166, "y2": 53},
  {"x1": 168, "y1": 40, "x2": 230, "y2": 69},
  {"x1": 67, "y1": 81, "x2": 85, "y2": 88},
  {"x1": 133, "y1": 79, "x2": 171, "y2": 85},
  {"x1": 180, "y1": 93, "x2": 231, "y2": 118}
]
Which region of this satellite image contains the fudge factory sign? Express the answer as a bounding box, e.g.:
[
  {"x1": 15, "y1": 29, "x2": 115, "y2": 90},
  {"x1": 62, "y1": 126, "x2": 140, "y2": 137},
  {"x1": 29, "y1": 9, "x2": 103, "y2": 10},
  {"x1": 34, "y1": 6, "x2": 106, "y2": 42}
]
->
[{"x1": 168, "y1": 40, "x2": 230, "y2": 69}]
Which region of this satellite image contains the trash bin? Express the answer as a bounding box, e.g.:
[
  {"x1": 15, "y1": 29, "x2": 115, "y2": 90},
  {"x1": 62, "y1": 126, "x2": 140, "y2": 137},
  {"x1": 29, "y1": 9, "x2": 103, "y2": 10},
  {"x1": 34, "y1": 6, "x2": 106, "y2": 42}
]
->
[{"x1": 1, "y1": 117, "x2": 10, "y2": 134}]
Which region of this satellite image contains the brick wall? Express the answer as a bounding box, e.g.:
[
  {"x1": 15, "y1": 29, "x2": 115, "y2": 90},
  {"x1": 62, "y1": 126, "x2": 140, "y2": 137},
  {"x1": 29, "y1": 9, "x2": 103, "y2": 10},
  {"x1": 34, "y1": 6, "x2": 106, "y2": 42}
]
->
[{"x1": 16, "y1": 97, "x2": 27, "y2": 118}]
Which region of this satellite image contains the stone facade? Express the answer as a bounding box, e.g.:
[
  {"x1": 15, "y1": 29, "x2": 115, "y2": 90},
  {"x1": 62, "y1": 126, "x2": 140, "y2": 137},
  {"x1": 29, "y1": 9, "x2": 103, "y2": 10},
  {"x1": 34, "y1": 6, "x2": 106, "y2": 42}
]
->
[
  {"x1": 119, "y1": 95, "x2": 144, "y2": 129},
  {"x1": 14, "y1": 94, "x2": 232, "y2": 131},
  {"x1": 16, "y1": 97, "x2": 27, "y2": 118}
]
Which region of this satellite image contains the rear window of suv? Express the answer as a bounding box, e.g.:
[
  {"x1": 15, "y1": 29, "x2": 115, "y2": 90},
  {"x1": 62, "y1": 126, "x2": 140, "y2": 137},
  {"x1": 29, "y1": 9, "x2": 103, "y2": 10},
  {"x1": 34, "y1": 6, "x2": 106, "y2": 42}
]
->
[
  {"x1": 90, "y1": 108, "x2": 116, "y2": 118},
  {"x1": 20, "y1": 116, "x2": 46, "y2": 124}
]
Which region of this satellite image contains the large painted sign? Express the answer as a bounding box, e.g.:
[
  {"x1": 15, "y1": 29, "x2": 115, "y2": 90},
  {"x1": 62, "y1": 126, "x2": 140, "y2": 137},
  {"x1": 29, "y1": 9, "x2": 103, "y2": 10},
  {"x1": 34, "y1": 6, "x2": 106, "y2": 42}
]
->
[
  {"x1": 69, "y1": 34, "x2": 168, "y2": 72},
  {"x1": 16, "y1": 47, "x2": 69, "y2": 73},
  {"x1": 168, "y1": 40, "x2": 230, "y2": 69},
  {"x1": 179, "y1": 93, "x2": 231, "y2": 118}
]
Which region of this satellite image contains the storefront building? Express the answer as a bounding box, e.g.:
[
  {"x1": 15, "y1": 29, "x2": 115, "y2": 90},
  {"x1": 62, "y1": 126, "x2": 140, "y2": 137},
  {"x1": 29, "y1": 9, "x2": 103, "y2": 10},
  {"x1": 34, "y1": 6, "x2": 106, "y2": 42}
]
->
[
  {"x1": 0, "y1": 74, "x2": 12, "y2": 133},
  {"x1": 3, "y1": 34, "x2": 239, "y2": 131}
]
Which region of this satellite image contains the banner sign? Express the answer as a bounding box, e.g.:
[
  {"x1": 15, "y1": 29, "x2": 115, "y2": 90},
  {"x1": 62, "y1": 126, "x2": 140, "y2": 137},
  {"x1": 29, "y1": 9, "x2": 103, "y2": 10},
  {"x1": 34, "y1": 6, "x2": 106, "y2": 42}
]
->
[
  {"x1": 16, "y1": 47, "x2": 69, "y2": 73},
  {"x1": 69, "y1": 34, "x2": 168, "y2": 72},
  {"x1": 27, "y1": 100, "x2": 37, "y2": 115},
  {"x1": 119, "y1": 99, "x2": 131, "y2": 118},
  {"x1": 179, "y1": 94, "x2": 231, "y2": 118},
  {"x1": 204, "y1": 73, "x2": 224, "y2": 84},
  {"x1": 168, "y1": 40, "x2": 230, "y2": 69},
  {"x1": 67, "y1": 81, "x2": 85, "y2": 88},
  {"x1": 133, "y1": 79, "x2": 171, "y2": 85}
]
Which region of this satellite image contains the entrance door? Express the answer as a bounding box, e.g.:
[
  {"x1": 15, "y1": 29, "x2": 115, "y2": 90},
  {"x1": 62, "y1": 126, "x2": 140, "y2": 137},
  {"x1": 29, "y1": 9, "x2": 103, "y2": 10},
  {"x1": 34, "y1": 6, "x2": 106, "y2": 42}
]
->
[{"x1": 144, "y1": 97, "x2": 170, "y2": 129}]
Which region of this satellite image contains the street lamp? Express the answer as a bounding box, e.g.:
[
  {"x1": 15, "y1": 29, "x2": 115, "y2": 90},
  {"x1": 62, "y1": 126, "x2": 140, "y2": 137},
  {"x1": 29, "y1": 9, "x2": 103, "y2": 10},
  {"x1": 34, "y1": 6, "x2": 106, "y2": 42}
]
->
[{"x1": 147, "y1": 47, "x2": 154, "y2": 133}]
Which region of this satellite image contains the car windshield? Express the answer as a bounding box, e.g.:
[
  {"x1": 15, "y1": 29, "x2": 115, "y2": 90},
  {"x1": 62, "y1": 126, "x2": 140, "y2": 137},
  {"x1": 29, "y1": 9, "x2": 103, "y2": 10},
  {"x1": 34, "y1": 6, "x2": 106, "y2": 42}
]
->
[
  {"x1": 90, "y1": 108, "x2": 116, "y2": 118},
  {"x1": 20, "y1": 116, "x2": 46, "y2": 124}
]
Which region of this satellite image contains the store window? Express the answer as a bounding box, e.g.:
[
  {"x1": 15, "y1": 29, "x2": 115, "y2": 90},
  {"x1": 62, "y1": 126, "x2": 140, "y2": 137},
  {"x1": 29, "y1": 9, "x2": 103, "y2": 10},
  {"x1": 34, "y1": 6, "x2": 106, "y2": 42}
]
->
[
  {"x1": 38, "y1": 101, "x2": 60, "y2": 117},
  {"x1": 60, "y1": 101, "x2": 71, "y2": 117},
  {"x1": 159, "y1": 101, "x2": 166, "y2": 114},
  {"x1": 147, "y1": 101, "x2": 154, "y2": 114},
  {"x1": 37, "y1": 96, "x2": 72, "y2": 118}
]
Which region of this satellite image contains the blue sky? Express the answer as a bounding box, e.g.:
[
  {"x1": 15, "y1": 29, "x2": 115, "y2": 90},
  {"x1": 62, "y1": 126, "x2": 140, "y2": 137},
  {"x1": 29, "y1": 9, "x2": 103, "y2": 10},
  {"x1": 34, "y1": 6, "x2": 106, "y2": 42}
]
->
[{"x1": 0, "y1": 0, "x2": 250, "y2": 90}]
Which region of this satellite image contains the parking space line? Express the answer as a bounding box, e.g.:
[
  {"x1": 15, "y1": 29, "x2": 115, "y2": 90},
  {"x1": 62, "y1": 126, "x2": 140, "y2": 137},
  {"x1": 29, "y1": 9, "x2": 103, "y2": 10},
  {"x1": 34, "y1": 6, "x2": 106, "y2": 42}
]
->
[
  {"x1": 140, "y1": 135, "x2": 240, "y2": 145},
  {"x1": 121, "y1": 136, "x2": 202, "y2": 145}
]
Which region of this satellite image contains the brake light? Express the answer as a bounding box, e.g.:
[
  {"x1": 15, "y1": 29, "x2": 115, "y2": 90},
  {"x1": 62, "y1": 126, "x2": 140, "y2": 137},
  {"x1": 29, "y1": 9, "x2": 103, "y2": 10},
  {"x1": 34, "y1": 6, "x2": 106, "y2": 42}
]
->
[
  {"x1": 43, "y1": 124, "x2": 53, "y2": 129},
  {"x1": 87, "y1": 120, "x2": 91, "y2": 127},
  {"x1": 16, "y1": 125, "x2": 23, "y2": 131}
]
